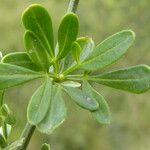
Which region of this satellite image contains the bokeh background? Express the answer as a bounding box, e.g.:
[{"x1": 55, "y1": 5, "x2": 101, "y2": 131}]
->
[{"x1": 0, "y1": 0, "x2": 150, "y2": 150}]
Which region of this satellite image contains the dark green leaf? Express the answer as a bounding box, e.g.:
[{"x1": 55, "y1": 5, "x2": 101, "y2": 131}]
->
[
  {"x1": 72, "y1": 42, "x2": 81, "y2": 63},
  {"x1": 24, "y1": 31, "x2": 51, "y2": 71},
  {"x1": 83, "y1": 81, "x2": 111, "y2": 124},
  {"x1": 2, "y1": 52, "x2": 42, "y2": 71},
  {"x1": 37, "y1": 85, "x2": 66, "y2": 134},
  {"x1": 63, "y1": 86, "x2": 99, "y2": 111},
  {"x1": 91, "y1": 65, "x2": 150, "y2": 93},
  {"x1": 27, "y1": 78, "x2": 52, "y2": 125},
  {"x1": 81, "y1": 30, "x2": 135, "y2": 71},
  {"x1": 57, "y1": 13, "x2": 79, "y2": 59},
  {"x1": 22, "y1": 4, "x2": 54, "y2": 56},
  {"x1": 0, "y1": 133, "x2": 7, "y2": 148},
  {"x1": 41, "y1": 143, "x2": 50, "y2": 150},
  {"x1": 0, "y1": 63, "x2": 43, "y2": 90},
  {"x1": 77, "y1": 37, "x2": 95, "y2": 61}
]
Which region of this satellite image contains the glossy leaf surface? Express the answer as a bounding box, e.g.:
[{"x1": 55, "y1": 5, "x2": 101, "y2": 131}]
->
[
  {"x1": 24, "y1": 31, "x2": 51, "y2": 71},
  {"x1": 81, "y1": 30, "x2": 135, "y2": 71},
  {"x1": 72, "y1": 42, "x2": 81, "y2": 63},
  {"x1": 22, "y1": 4, "x2": 54, "y2": 56},
  {"x1": 27, "y1": 78, "x2": 52, "y2": 125},
  {"x1": 57, "y1": 13, "x2": 79, "y2": 59},
  {"x1": 37, "y1": 85, "x2": 66, "y2": 134},
  {"x1": 64, "y1": 86, "x2": 99, "y2": 111},
  {"x1": 0, "y1": 63, "x2": 43, "y2": 90},
  {"x1": 2, "y1": 52, "x2": 42, "y2": 71},
  {"x1": 91, "y1": 65, "x2": 150, "y2": 93},
  {"x1": 83, "y1": 81, "x2": 111, "y2": 124}
]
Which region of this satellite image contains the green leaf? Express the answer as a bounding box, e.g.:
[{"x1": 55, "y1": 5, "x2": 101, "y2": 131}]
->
[
  {"x1": 24, "y1": 31, "x2": 51, "y2": 71},
  {"x1": 3, "y1": 138, "x2": 24, "y2": 150},
  {"x1": 82, "y1": 81, "x2": 111, "y2": 124},
  {"x1": 0, "y1": 104, "x2": 16, "y2": 125},
  {"x1": 22, "y1": 4, "x2": 54, "y2": 56},
  {"x1": 57, "y1": 13, "x2": 79, "y2": 59},
  {"x1": 0, "y1": 63, "x2": 43, "y2": 90},
  {"x1": 61, "y1": 81, "x2": 81, "y2": 88},
  {"x1": 81, "y1": 30, "x2": 135, "y2": 71},
  {"x1": 77, "y1": 37, "x2": 95, "y2": 61},
  {"x1": 0, "y1": 133, "x2": 7, "y2": 148},
  {"x1": 27, "y1": 78, "x2": 52, "y2": 125},
  {"x1": 2, "y1": 52, "x2": 42, "y2": 71},
  {"x1": 37, "y1": 85, "x2": 66, "y2": 134},
  {"x1": 41, "y1": 143, "x2": 50, "y2": 150},
  {"x1": 63, "y1": 86, "x2": 99, "y2": 111},
  {"x1": 72, "y1": 42, "x2": 81, "y2": 63},
  {"x1": 91, "y1": 65, "x2": 150, "y2": 93}
]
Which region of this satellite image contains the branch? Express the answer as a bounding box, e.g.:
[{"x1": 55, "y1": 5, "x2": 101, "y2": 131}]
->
[{"x1": 67, "y1": 0, "x2": 80, "y2": 13}]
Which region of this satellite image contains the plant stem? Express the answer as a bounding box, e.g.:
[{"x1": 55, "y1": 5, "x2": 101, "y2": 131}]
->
[
  {"x1": 67, "y1": 0, "x2": 80, "y2": 13},
  {"x1": 17, "y1": 123, "x2": 35, "y2": 150}
]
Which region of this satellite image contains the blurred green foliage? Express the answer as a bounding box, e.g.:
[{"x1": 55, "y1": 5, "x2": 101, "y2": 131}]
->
[{"x1": 0, "y1": 0, "x2": 150, "y2": 150}]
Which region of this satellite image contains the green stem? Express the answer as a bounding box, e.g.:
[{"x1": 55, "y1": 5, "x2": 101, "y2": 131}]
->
[
  {"x1": 2, "y1": 122, "x2": 8, "y2": 140},
  {"x1": 17, "y1": 123, "x2": 35, "y2": 150},
  {"x1": 67, "y1": 0, "x2": 80, "y2": 13}
]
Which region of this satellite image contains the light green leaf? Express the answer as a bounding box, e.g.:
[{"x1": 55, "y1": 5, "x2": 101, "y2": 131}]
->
[
  {"x1": 77, "y1": 37, "x2": 95, "y2": 61},
  {"x1": 2, "y1": 52, "x2": 42, "y2": 71},
  {"x1": 37, "y1": 85, "x2": 66, "y2": 134},
  {"x1": 0, "y1": 63, "x2": 43, "y2": 90},
  {"x1": 72, "y1": 42, "x2": 81, "y2": 63},
  {"x1": 57, "y1": 13, "x2": 79, "y2": 59},
  {"x1": 3, "y1": 138, "x2": 24, "y2": 150},
  {"x1": 22, "y1": 4, "x2": 54, "y2": 56},
  {"x1": 61, "y1": 81, "x2": 81, "y2": 88},
  {"x1": 83, "y1": 81, "x2": 111, "y2": 124},
  {"x1": 90, "y1": 65, "x2": 150, "y2": 93},
  {"x1": 41, "y1": 143, "x2": 50, "y2": 150},
  {"x1": 63, "y1": 86, "x2": 99, "y2": 111},
  {"x1": 27, "y1": 78, "x2": 52, "y2": 125},
  {"x1": 24, "y1": 31, "x2": 51, "y2": 71},
  {"x1": 81, "y1": 30, "x2": 135, "y2": 71}
]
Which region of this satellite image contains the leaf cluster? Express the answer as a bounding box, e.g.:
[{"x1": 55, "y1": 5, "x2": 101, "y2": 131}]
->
[{"x1": 0, "y1": 4, "x2": 149, "y2": 136}]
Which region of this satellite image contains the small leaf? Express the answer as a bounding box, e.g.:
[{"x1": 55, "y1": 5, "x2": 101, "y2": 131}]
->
[
  {"x1": 27, "y1": 78, "x2": 52, "y2": 125},
  {"x1": 0, "y1": 104, "x2": 16, "y2": 125},
  {"x1": 83, "y1": 81, "x2": 111, "y2": 124},
  {"x1": 63, "y1": 86, "x2": 99, "y2": 111},
  {"x1": 91, "y1": 65, "x2": 150, "y2": 93},
  {"x1": 41, "y1": 143, "x2": 50, "y2": 150},
  {"x1": 0, "y1": 133, "x2": 7, "y2": 148},
  {"x1": 37, "y1": 85, "x2": 66, "y2": 134},
  {"x1": 57, "y1": 13, "x2": 79, "y2": 59},
  {"x1": 2, "y1": 52, "x2": 42, "y2": 71},
  {"x1": 24, "y1": 31, "x2": 51, "y2": 71},
  {"x1": 81, "y1": 30, "x2": 135, "y2": 71},
  {"x1": 22, "y1": 4, "x2": 54, "y2": 56},
  {"x1": 61, "y1": 81, "x2": 81, "y2": 88},
  {"x1": 77, "y1": 37, "x2": 95, "y2": 61},
  {"x1": 0, "y1": 63, "x2": 43, "y2": 90},
  {"x1": 3, "y1": 138, "x2": 24, "y2": 150},
  {"x1": 72, "y1": 42, "x2": 81, "y2": 63}
]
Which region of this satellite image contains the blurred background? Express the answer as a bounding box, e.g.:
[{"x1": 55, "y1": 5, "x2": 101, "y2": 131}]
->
[{"x1": 0, "y1": 0, "x2": 150, "y2": 150}]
